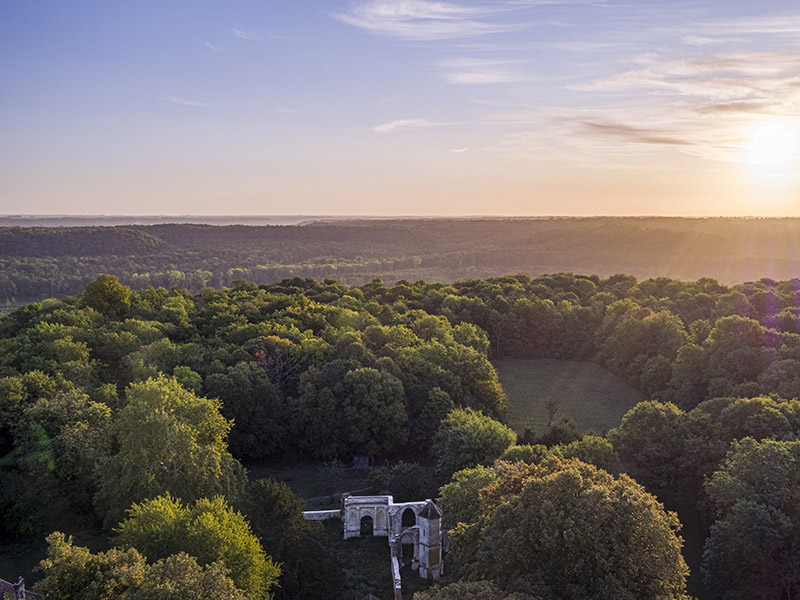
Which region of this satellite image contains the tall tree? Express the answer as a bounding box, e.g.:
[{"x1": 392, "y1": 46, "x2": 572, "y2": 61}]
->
[
  {"x1": 115, "y1": 494, "x2": 280, "y2": 600},
  {"x1": 94, "y1": 376, "x2": 246, "y2": 526},
  {"x1": 35, "y1": 532, "x2": 248, "y2": 600},
  {"x1": 448, "y1": 458, "x2": 691, "y2": 600},
  {"x1": 702, "y1": 438, "x2": 800, "y2": 600},
  {"x1": 433, "y1": 408, "x2": 516, "y2": 477},
  {"x1": 79, "y1": 274, "x2": 132, "y2": 320}
]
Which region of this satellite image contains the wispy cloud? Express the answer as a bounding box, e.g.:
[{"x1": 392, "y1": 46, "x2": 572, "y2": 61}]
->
[
  {"x1": 681, "y1": 35, "x2": 727, "y2": 47},
  {"x1": 577, "y1": 51, "x2": 800, "y2": 109},
  {"x1": 333, "y1": 0, "x2": 527, "y2": 41},
  {"x1": 692, "y1": 99, "x2": 775, "y2": 115},
  {"x1": 372, "y1": 118, "x2": 452, "y2": 132},
  {"x1": 575, "y1": 120, "x2": 694, "y2": 146},
  {"x1": 451, "y1": 147, "x2": 469, "y2": 152},
  {"x1": 165, "y1": 96, "x2": 214, "y2": 108},
  {"x1": 232, "y1": 27, "x2": 293, "y2": 42},
  {"x1": 232, "y1": 27, "x2": 263, "y2": 41},
  {"x1": 698, "y1": 13, "x2": 800, "y2": 36},
  {"x1": 437, "y1": 57, "x2": 531, "y2": 84},
  {"x1": 346, "y1": 2, "x2": 800, "y2": 169},
  {"x1": 203, "y1": 41, "x2": 224, "y2": 53}
]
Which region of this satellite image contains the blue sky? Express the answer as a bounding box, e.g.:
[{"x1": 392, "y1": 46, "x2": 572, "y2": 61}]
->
[{"x1": 1, "y1": 1, "x2": 799, "y2": 216}]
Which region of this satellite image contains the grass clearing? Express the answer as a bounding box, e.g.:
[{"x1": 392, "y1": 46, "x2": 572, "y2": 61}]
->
[{"x1": 493, "y1": 358, "x2": 646, "y2": 435}]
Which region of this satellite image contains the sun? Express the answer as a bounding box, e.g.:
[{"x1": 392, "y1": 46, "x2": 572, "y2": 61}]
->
[
  {"x1": 743, "y1": 121, "x2": 799, "y2": 165},
  {"x1": 738, "y1": 119, "x2": 800, "y2": 183}
]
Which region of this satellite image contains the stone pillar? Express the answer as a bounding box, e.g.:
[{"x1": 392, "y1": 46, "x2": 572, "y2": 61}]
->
[{"x1": 417, "y1": 501, "x2": 443, "y2": 580}]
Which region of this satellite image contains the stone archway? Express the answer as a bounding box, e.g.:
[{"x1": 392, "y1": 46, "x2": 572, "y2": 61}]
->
[
  {"x1": 360, "y1": 514, "x2": 374, "y2": 536},
  {"x1": 401, "y1": 542, "x2": 415, "y2": 566},
  {"x1": 401, "y1": 507, "x2": 416, "y2": 529}
]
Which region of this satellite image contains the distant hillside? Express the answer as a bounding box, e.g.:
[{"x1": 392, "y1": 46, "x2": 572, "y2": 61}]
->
[
  {"x1": 0, "y1": 227, "x2": 166, "y2": 256},
  {"x1": 2, "y1": 217, "x2": 800, "y2": 304}
]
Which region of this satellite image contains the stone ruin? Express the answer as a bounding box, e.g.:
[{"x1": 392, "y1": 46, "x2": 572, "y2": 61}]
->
[{"x1": 304, "y1": 495, "x2": 444, "y2": 599}]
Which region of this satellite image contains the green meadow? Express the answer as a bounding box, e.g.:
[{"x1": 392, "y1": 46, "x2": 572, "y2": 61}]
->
[{"x1": 493, "y1": 358, "x2": 646, "y2": 435}]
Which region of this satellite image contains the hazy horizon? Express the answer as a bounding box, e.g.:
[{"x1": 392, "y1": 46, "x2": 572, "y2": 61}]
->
[
  {"x1": 5, "y1": 213, "x2": 800, "y2": 221},
  {"x1": 2, "y1": 1, "x2": 799, "y2": 217}
]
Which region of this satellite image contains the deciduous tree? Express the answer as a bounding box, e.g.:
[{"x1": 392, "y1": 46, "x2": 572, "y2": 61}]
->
[
  {"x1": 115, "y1": 494, "x2": 280, "y2": 600},
  {"x1": 94, "y1": 376, "x2": 245, "y2": 526},
  {"x1": 433, "y1": 408, "x2": 516, "y2": 477},
  {"x1": 449, "y1": 458, "x2": 690, "y2": 600}
]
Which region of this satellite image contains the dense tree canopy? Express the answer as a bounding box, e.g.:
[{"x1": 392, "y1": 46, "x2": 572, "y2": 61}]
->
[
  {"x1": 35, "y1": 532, "x2": 248, "y2": 600},
  {"x1": 447, "y1": 458, "x2": 690, "y2": 600},
  {"x1": 414, "y1": 581, "x2": 536, "y2": 600},
  {"x1": 236, "y1": 479, "x2": 344, "y2": 600},
  {"x1": 115, "y1": 494, "x2": 280, "y2": 600},
  {"x1": 702, "y1": 438, "x2": 800, "y2": 600},
  {"x1": 2, "y1": 269, "x2": 800, "y2": 599},
  {"x1": 94, "y1": 376, "x2": 246, "y2": 527},
  {"x1": 78, "y1": 274, "x2": 131, "y2": 319},
  {"x1": 432, "y1": 408, "x2": 516, "y2": 477}
]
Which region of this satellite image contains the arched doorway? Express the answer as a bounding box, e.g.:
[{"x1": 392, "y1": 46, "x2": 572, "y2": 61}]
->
[
  {"x1": 360, "y1": 514, "x2": 374, "y2": 536},
  {"x1": 401, "y1": 507, "x2": 416, "y2": 529},
  {"x1": 401, "y1": 543, "x2": 415, "y2": 566}
]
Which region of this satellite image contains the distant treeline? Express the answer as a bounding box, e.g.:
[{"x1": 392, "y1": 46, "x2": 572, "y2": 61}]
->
[{"x1": 3, "y1": 217, "x2": 800, "y2": 305}]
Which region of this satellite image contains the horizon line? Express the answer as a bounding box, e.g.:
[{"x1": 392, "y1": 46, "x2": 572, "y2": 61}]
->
[{"x1": 2, "y1": 214, "x2": 800, "y2": 220}]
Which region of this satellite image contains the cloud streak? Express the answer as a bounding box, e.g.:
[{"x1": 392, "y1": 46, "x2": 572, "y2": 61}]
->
[
  {"x1": 333, "y1": 0, "x2": 527, "y2": 40},
  {"x1": 165, "y1": 96, "x2": 215, "y2": 107},
  {"x1": 232, "y1": 27, "x2": 262, "y2": 41},
  {"x1": 437, "y1": 57, "x2": 532, "y2": 84},
  {"x1": 575, "y1": 120, "x2": 694, "y2": 146},
  {"x1": 578, "y1": 51, "x2": 800, "y2": 112},
  {"x1": 372, "y1": 118, "x2": 453, "y2": 132},
  {"x1": 343, "y1": 3, "x2": 800, "y2": 168}
]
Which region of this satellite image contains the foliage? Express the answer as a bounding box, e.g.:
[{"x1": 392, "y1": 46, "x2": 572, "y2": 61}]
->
[
  {"x1": 702, "y1": 438, "x2": 800, "y2": 600},
  {"x1": 614, "y1": 396, "x2": 800, "y2": 504},
  {"x1": 3, "y1": 268, "x2": 800, "y2": 599},
  {"x1": 237, "y1": 479, "x2": 344, "y2": 600},
  {"x1": 534, "y1": 416, "x2": 580, "y2": 447},
  {"x1": 552, "y1": 435, "x2": 621, "y2": 476},
  {"x1": 1, "y1": 390, "x2": 111, "y2": 534},
  {"x1": 438, "y1": 465, "x2": 498, "y2": 531},
  {"x1": 6, "y1": 218, "x2": 800, "y2": 309},
  {"x1": 34, "y1": 532, "x2": 246, "y2": 600},
  {"x1": 339, "y1": 367, "x2": 408, "y2": 456},
  {"x1": 414, "y1": 581, "x2": 537, "y2": 600},
  {"x1": 79, "y1": 274, "x2": 132, "y2": 319},
  {"x1": 369, "y1": 461, "x2": 428, "y2": 502},
  {"x1": 432, "y1": 408, "x2": 516, "y2": 477},
  {"x1": 448, "y1": 458, "x2": 690, "y2": 600},
  {"x1": 115, "y1": 494, "x2": 280, "y2": 599},
  {"x1": 613, "y1": 401, "x2": 689, "y2": 492},
  {"x1": 127, "y1": 552, "x2": 248, "y2": 600},
  {"x1": 94, "y1": 376, "x2": 246, "y2": 527},
  {"x1": 499, "y1": 444, "x2": 551, "y2": 465}
]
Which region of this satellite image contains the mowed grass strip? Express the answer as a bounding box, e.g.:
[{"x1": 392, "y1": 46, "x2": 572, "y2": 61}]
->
[{"x1": 492, "y1": 358, "x2": 646, "y2": 435}]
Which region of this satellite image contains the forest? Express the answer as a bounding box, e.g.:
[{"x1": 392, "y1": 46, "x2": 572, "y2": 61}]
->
[
  {"x1": 4, "y1": 217, "x2": 800, "y2": 306},
  {"x1": 1, "y1": 271, "x2": 799, "y2": 599}
]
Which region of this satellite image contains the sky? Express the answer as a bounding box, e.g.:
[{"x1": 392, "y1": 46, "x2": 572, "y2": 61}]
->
[{"x1": 1, "y1": 0, "x2": 799, "y2": 216}]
